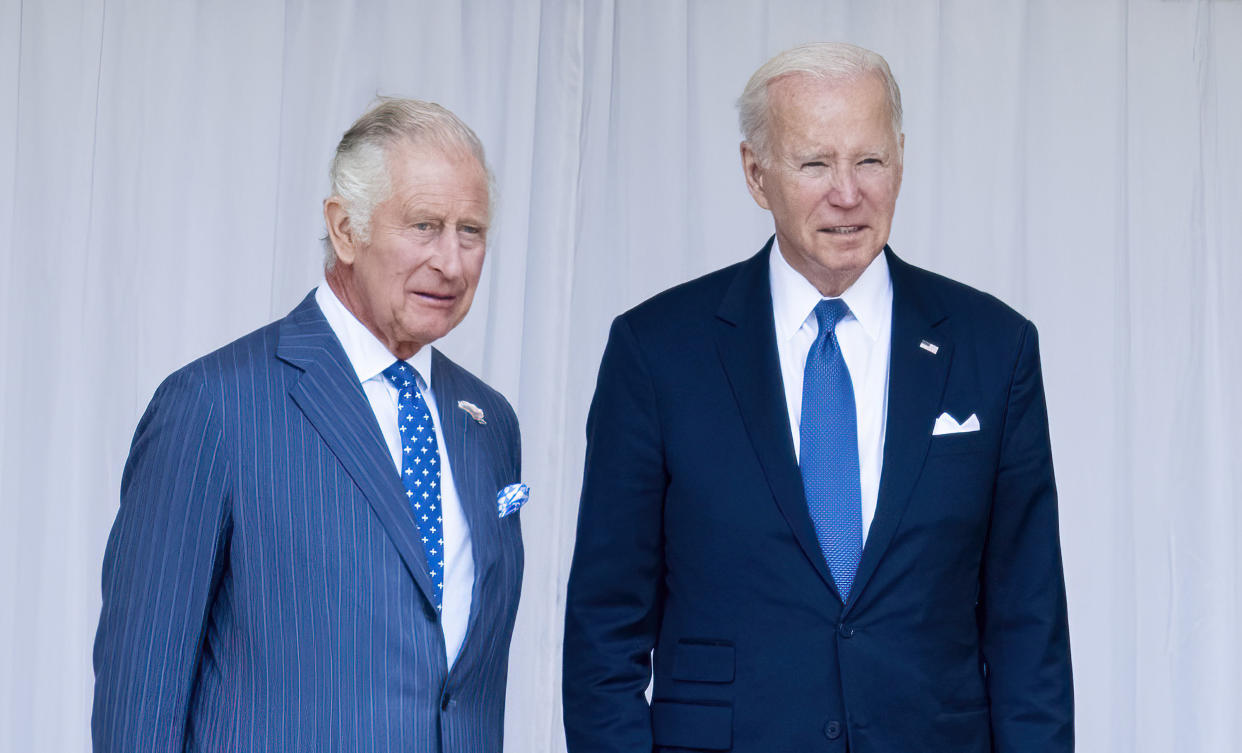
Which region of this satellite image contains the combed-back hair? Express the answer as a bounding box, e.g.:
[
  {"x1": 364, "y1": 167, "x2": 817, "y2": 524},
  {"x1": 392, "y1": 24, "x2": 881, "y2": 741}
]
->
[
  {"x1": 323, "y1": 97, "x2": 492, "y2": 266},
  {"x1": 737, "y1": 42, "x2": 903, "y2": 164}
]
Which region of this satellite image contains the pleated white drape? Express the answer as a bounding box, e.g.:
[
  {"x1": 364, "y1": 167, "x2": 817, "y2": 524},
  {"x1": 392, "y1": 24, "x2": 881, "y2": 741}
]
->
[{"x1": 1, "y1": 1, "x2": 1239, "y2": 751}]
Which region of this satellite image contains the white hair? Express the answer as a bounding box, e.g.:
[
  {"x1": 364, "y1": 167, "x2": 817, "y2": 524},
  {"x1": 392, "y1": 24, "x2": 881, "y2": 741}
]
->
[
  {"x1": 737, "y1": 42, "x2": 903, "y2": 164},
  {"x1": 323, "y1": 97, "x2": 493, "y2": 267}
]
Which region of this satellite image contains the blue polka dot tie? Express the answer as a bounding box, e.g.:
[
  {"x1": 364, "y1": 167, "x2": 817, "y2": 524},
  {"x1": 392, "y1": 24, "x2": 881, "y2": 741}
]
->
[
  {"x1": 800, "y1": 299, "x2": 863, "y2": 602},
  {"x1": 382, "y1": 361, "x2": 444, "y2": 612}
]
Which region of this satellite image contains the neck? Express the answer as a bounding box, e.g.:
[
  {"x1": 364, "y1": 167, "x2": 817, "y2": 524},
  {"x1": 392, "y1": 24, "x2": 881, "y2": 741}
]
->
[
  {"x1": 811, "y1": 272, "x2": 862, "y2": 299},
  {"x1": 775, "y1": 241, "x2": 883, "y2": 298}
]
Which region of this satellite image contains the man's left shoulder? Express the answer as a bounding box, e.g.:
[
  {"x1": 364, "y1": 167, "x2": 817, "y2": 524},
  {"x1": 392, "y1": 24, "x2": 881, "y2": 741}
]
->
[
  {"x1": 892, "y1": 252, "x2": 1034, "y2": 339},
  {"x1": 431, "y1": 348, "x2": 519, "y2": 434}
]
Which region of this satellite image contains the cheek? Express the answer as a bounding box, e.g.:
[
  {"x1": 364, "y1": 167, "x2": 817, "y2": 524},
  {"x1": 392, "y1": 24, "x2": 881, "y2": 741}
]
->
[
  {"x1": 767, "y1": 187, "x2": 806, "y2": 221},
  {"x1": 362, "y1": 263, "x2": 400, "y2": 303},
  {"x1": 464, "y1": 251, "x2": 487, "y2": 283},
  {"x1": 862, "y1": 181, "x2": 899, "y2": 213},
  {"x1": 789, "y1": 180, "x2": 828, "y2": 214},
  {"x1": 361, "y1": 249, "x2": 409, "y2": 288}
]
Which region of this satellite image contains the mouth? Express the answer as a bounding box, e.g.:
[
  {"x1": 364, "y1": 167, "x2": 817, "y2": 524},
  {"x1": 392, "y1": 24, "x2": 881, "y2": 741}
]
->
[
  {"x1": 410, "y1": 290, "x2": 459, "y2": 306},
  {"x1": 819, "y1": 225, "x2": 866, "y2": 235}
]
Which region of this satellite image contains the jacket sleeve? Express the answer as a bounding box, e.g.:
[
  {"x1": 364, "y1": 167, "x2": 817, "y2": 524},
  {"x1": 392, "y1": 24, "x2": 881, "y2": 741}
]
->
[
  {"x1": 563, "y1": 316, "x2": 666, "y2": 752},
  {"x1": 92, "y1": 367, "x2": 232, "y2": 753},
  {"x1": 980, "y1": 321, "x2": 1075, "y2": 752}
]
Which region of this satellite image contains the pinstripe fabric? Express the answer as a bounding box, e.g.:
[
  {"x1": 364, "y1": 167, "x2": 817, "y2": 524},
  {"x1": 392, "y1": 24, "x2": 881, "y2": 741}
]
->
[{"x1": 92, "y1": 292, "x2": 524, "y2": 753}]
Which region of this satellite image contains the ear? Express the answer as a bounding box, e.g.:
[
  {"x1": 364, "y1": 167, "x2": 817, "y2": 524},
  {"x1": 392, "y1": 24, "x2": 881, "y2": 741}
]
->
[
  {"x1": 740, "y1": 142, "x2": 771, "y2": 211},
  {"x1": 323, "y1": 197, "x2": 359, "y2": 265}
]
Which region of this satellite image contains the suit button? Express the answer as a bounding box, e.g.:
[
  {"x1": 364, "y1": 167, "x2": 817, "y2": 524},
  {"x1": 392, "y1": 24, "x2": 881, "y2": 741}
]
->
[
  {"x1": 823, "y1": 720, "x2": 842, "y2": 739},
  {"x1": 837, "y1": 623, "x2": 854, "y2": 638},
  {"x1": 440, "y1": 693, "x2": 452, "y2": 711}
]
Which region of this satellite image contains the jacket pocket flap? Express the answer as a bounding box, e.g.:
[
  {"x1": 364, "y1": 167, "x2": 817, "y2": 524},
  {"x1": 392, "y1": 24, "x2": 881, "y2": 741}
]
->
[{"x1": 651, "y1": 700, "x2": 732, "y2": 750}]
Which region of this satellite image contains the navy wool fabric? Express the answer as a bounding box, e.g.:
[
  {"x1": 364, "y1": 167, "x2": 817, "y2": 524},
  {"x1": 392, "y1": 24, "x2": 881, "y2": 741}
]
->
[
  {"x1": 563, "y1": 242, "x2": 1072, "y2": 752},
  {"x1": 93, "y1": 292, "x2": 524, "y2": 753}
]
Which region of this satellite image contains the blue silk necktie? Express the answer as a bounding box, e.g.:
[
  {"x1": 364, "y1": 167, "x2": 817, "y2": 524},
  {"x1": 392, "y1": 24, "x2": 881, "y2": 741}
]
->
[
  {"x1": 383, "y1": 361, "x2": 444, "y2": 612},
  {"x1": 799, "y1": 298, "x2": 863, "y2": 602}
]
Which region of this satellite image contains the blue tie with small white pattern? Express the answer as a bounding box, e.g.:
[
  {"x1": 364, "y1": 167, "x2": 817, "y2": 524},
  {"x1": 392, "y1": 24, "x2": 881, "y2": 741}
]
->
[
  {"x1": 800, "y1": 298, "x2": 863, "y2": 602},
  {"x1": 382, "y1": 361, "x2": 444, "y2": 612}
]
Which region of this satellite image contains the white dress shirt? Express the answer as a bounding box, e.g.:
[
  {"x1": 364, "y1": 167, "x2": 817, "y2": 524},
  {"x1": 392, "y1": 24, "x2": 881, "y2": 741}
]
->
[
  {"x1": 315, "y1": 282, "x2": 474, "y2": 668},
  {"x1": 769, "y1": 243, "x2": 893, "y2": 542}
]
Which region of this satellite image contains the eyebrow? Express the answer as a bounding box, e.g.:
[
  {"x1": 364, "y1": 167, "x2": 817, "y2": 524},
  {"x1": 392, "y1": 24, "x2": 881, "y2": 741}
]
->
[
  {"x1": 399, "y1": 202, "x2": 488, "y2": 224},
  {"x1": 793, "y1": 151, "x2": 834, "y2": 163}
]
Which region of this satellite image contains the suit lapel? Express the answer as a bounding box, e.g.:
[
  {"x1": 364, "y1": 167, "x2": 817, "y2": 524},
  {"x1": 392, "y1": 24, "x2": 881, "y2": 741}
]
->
[
  {"x1": 430, "y1": 350, "x2": 501, "y2": 642},
  {"x1": 713, "y1": 242, "x2": 840, "y2": 597},
  {"x1": 844, "y1": 249, "x2": 952, "y2": 614},
  {"x1": 275, "y1": 293, "x2": 440, "y2": 611}
]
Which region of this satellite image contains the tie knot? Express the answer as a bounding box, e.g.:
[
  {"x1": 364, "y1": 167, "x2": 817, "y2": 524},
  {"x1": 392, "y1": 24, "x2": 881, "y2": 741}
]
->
[
  {"x1": 382, "y1": 360, "x2": 419, "y2": 389},
  {"x1": 813, "y1": 298, "x2": 851, "y2": 337}
]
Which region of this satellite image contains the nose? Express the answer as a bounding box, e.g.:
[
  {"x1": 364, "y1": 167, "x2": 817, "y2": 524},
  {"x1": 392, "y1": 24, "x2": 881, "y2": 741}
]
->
[
  {"x1": 826, "y1": 168, "x2": 862, "y2": 209},
  {"x1": 428, "y1": 231, "x2": 465, "y2": 280}
]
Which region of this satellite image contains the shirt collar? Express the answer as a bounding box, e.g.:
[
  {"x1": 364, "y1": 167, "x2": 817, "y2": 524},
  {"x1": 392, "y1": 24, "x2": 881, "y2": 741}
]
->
[
  {"x1": 314, "y1": 281, "x2": 434, "y2": 389},
  {"x1": 769, "y1": 238, "x2": 892, "y2": 342}
]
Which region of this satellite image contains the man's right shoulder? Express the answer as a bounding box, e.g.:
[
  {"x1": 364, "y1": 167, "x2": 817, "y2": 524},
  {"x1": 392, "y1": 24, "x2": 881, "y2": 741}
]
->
[
  {"x1": 616, "y1": 256, "x2": 753, "y2": 342},
  {"x1": 153, "y1": 315, "x2": 288, "y2": 401}
]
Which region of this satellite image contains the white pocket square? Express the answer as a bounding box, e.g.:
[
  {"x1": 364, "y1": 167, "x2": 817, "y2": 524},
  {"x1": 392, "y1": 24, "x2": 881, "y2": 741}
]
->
[
  {"x1": 932, "y1": 412, "x2": 980, "y2": 435},
  {"x1": 497, "y1": 483, "x2": 529, "y2": 518}
]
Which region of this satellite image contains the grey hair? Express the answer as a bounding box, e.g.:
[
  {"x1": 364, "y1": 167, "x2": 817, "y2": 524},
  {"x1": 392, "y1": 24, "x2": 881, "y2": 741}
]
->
[
  {"x1": 323, "y1": 97, "x2": 493, "y2": 267},
  {"x1": 737, "y1": 42, "x2": 903, "y2": 164}
]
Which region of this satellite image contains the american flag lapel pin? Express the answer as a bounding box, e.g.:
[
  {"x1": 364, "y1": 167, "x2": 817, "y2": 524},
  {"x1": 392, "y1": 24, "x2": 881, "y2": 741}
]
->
[{"x1": 919, "y1": 340, "x2": 940, "y2": 355}]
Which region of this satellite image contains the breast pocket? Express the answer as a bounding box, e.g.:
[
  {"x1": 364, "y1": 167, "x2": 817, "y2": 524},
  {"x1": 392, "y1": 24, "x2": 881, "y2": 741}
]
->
[{"x1": 926, "y1": 429, "x2": 990, "y2": 457}]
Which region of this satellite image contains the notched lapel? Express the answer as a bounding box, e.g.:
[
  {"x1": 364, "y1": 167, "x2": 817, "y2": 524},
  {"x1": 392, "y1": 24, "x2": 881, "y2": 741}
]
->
[
  {"x1": 713, "y1": 245, "x2": 840, "y2": 599},
  {"x1": 275, "y1": 294, "x2": 440, "y2": 611},
  {"x1": 430, "y1": 352, "x2": 501, "y2": 579},
  {"x1": 846, "y1": 252, "x2": 952, "y2": 613},
  {"x1": 430, "y1": 351, "x2": 504, "y2": 645}
]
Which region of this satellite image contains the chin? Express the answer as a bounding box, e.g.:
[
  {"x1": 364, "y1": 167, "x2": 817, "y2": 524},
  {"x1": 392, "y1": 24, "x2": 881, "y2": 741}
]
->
[
  {"x1": 811, "y1": 245, "x2": 869, "y2": 268},
  {"x1": 407, "y1": 315, "x2": 460, "y2": 344}
]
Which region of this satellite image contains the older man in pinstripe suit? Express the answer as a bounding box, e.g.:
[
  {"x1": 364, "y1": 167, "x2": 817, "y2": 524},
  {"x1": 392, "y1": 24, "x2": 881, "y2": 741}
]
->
[{"x1": 93, "y1": 99, "x2": 525, "y2": 752}]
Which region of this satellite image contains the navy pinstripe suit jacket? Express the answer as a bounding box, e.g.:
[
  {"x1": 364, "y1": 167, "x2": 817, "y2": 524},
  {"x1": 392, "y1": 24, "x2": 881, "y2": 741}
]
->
[{"x1": 93, "y1": 292, "x2": 524, "y2": 752}]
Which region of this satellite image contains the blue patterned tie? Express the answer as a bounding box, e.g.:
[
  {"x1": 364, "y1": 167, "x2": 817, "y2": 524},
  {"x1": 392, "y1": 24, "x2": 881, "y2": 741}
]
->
[
  {"x1": 382, "y1": 361, "x2": 444, "y2": 612},
  {"x1": 800, "y1": 299, "x2": 863, "y2": 602}
]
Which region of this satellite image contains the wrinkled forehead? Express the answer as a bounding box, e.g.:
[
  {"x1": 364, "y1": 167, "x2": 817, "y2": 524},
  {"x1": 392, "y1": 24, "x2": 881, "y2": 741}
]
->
[
  {"x1": 767, "y1": 72, "x2": 899, "y2": 149},
  {"x1": 767, "y1": 70, "x2": 892, "y2": 117},
  {"x1": 384, "y1": 139, "x2": 492, "y2": 209}
]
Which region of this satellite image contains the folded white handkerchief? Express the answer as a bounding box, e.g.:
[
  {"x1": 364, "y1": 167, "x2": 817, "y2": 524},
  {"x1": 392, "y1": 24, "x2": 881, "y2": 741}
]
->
[
  {"x1": 932, "y1": 412, "x2": 980, "y2": 436},
  {"x1": 497, "y1": 483, "x2": 530, "y2": 518}
]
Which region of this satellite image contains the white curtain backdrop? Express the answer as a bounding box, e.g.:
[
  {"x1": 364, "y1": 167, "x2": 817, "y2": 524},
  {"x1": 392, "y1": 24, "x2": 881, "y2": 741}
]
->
[{"x1": 2, "y1": 1, "x2": 1239, "y2": 751}]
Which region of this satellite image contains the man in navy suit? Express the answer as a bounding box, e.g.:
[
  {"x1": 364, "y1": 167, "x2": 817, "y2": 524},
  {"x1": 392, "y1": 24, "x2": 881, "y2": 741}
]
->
[
  {"x1": 93, "y1": 99, "x2": 525, "y2": 752},
  {"x1": 563, "y1": 43, "x2": 1072, "y2": 752}
]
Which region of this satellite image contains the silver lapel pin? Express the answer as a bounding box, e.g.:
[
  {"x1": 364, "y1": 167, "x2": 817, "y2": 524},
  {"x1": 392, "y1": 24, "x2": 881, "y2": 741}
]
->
[{"x1": 457, "y1": 400, "x2": 486, "y2": 425}]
